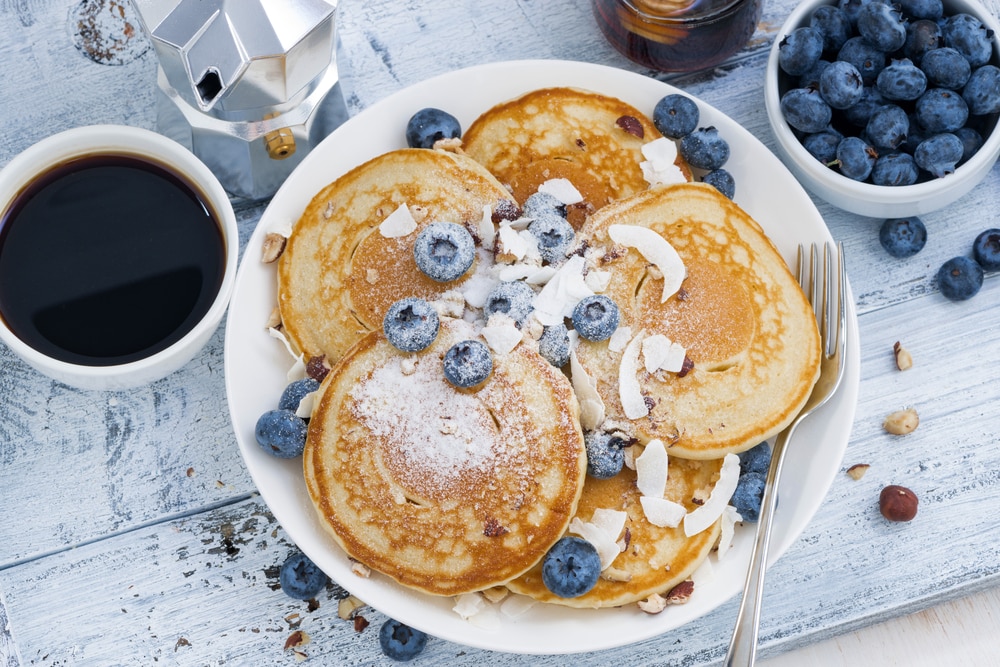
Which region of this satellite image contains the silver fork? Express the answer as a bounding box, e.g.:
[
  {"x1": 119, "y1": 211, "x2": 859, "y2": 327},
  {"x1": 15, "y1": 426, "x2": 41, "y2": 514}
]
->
[{"x1": 724, "y1": 241, "x2": 849, "y2": 667}]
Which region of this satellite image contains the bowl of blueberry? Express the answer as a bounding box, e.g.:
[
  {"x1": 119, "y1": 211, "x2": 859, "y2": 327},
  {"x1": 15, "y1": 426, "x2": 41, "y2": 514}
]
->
[{"x1": 764, "y1": 0, "x2": 1000, "y2": 218}]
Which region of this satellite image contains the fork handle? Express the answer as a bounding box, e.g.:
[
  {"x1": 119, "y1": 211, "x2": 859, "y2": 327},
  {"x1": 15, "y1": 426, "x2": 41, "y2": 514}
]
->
[{"x1": 723, "y1": 422, "x2": 797, "y2": 667}]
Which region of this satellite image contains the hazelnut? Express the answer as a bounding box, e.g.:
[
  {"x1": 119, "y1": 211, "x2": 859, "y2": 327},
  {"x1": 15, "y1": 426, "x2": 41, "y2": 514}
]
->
[
  {"x1": 879, "y1": 485, "x2": 918, "y2": 522},
  {"x1": 893, "y1": 341, "x2": 913, "y2": 370},
  {"x1": 883, "y1": 407, "x2": 919, "y2": 435}
]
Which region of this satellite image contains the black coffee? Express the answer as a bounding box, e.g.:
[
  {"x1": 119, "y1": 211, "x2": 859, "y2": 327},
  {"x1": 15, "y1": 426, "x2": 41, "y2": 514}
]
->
[{"x1": 0, "y1": 154, "x2": 225, "y2": 366}]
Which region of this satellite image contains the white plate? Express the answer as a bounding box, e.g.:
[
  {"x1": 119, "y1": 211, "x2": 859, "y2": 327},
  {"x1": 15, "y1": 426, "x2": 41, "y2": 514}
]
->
[{"x1": 224, "y1": 59, "x2": 861, "y2": 655}]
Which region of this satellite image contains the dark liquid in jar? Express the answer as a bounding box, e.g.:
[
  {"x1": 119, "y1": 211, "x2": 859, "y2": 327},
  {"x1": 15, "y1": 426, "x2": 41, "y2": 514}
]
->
[
  {"x1": 0, "y1": 154, "x2": 225, "y2": 366},
  {"x1": 593, "y1": 0, "x2": 763, "y2": 72}
]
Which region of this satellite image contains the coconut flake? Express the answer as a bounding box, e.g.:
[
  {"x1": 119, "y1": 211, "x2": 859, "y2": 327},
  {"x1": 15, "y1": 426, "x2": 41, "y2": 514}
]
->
[
  {"x1": 584, "y1": 268, "x2": 612, "y2": 293},
  {"x1": 478, "y1": 205, "x2": 495, "y2": 250},
  {"x1": 269, "y1": 217, "x2": 294, "y2": 238},
  {"x1": 642, "y1": 334, "x2": 688, "y2": 373},
  {"x1": 569, "y1": 515, "x2": 622, "y2": 570},
  {"x1": 639, "y1": 496, "x2": 687, "y2": 528},
  {"x1": 378, "y1": 204, "x2": 417, "y2": 238},
  {"x1": 453, "y1": 593, "x2": 485, "y2": 619},
  {"x1": 635, "y1": 439, "x2": 668, "y2": 498},
  {"x1": 500, "y1": 594, "x2": 537, "y2": 619},
  {"x1": 467, "y1": 602, "x2": 501, "y2": 630},
  {"x1": 639, "y1": 137, "x2": 687, "y2": 186},
  {"x1": 498, "y1": 224, "x2": 528, "y2": 260},
  {"x1": 570, "y1": 349, "x2": 605, "y2": 431},
  {"x1": 268, "y1": 327, "x2": 307, "y2": 381},
  {"x1": 716, "y1": 505, "x2": 742, "y2": 562},
  {"x1": 590, "y1": 508, "x2": 627, "y2": 543},
  {"x1": 538, "y1": 178, "x2": 583, "y2": 204},
  {"x1": 684, "y1": 454, "x2": 741, "y2": 537},
  {"x1": 525, "y1": 266, "x2": 557, "y2": 285},
  {"x1": 532, "y1": 255, "x2": 593, "y2": 326},
  {"x1": 608, "y1": 325, "x2": 632, "y2": 353},
  {"x1": 481, "y1": 316, "x2": 523, "y2": 355},
  {"x1": 295, "y1": 390, "x2": 317, "y2": 419},
  {"x1": 619, "y1": 331, "x2": 648, "y2": 420},
  {"x1": 608, "y1": 224, "x2": 685, "y2": 303}
]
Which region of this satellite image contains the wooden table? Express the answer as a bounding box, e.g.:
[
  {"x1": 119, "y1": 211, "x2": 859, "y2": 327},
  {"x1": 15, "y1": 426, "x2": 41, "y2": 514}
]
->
[{"x1": 2, "y1": 0, "x2": 1000, "y2": 664}]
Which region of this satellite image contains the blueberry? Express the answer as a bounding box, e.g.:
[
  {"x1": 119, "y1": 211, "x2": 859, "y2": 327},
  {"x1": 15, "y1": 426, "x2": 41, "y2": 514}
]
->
[
  {"x1": 442, "y1": 339, "x2": 493, "y2": 387},
  {"x1": 653, "y1": 93, "x2": 700, "y2": 138},
  {"x1": 820, "y1": 60, "x2": 865, "y2": 109},
  {"x1": 731, "y1": 471, "x2": 766, "y2": 522},
  {"x1": 914, "y1": 132, "x2": 964, "y2": 177},
  {"x1": 836, "y1": 0, "x2": 867, "y2": 29},
  {"x1": 803, "y1": 129, "x2": 843, "y2": 164},
  {"x1": 584, "y1": 431, "x2": 626, "y2": 479},
  {"x1": 738, "y1": 442, "x2": 772, "y2": 475},
  {"x1": 955, "y1": 125, "x2": 984, "y2": 164},
  {"x1": 879, "y1": 216, "x2": 927, "y2": 257},
  {"x1": 528, "y1": 212, "x2": 575, "y2": 264},
  {"x1": 856, "y1": 2, "x2": 907, "y2": 53},
  {"x1": 937, "y1": 255, "x2": 984, "y2": 300},
  {"x1": 538, "y1": 323, "x2": 571, "y2": 368},
  {"x1": 904, "y1": 19, "x2": 942, "y2": 63},
  {"x1": 877, "y1": 59, "x2": 928, "y2": 102},
  {"x1": 872, "y1": 152, "x2": 920, "y2": 186},
  {"x1": 778, "y1": 26, "x2": 825, "y2": 77},
  {"x1": 405, "y1": 107, "x2": 461, "y2": 149},
  {"x1": 523, "y1": 191, "x2": 567, "y2": 220},
  {"x1": 379, "y1": 618, "x2": 428, "y2": 662},
  {"x1": 866, "y1": 104, "x2": 909, "y2": 151},
  {"x1": 679, "y1": 126, "x2": 730, "y2": 170},
  {"x1": 973, "y1": 228, "x2": 1000, "y2": 270},
  {"x1": 843, "y1": 86, "x2": 885, "y2": 127},
  {"x1": 383, "y1": 297, "x2": 440, "y2": 352},
  {"x1": 278, "y1": 377, "x2": 321, "y2": 412},
  {"x1": 571, "y1": 295, "x2": 620, "y2": 342},
  {"x1": 780, "y1": 87, "x2": 833, "y2": 134},
  {"x1": 899, "y1": 0, "x2": 943, "y2": 21},
  {"x1": 798, "y1": 59, "x2": 832, "y2": 90},
  {"x1": 810, "y1": 5, "x2": 852, "y2": 52},
  {"x1": 943, "y1": 13, "x2": 993, "y2": 67},
  {"x1": 412, "y1": 221, "x2": 475, "y2": 282},
  {"x1": 541, "y1": 536, "x2": 601, "y2": 598},
  {"x1": 279, "y1": 551, "x2": 328, "y2": 600},
  {"x1": 920, "y1": 47, "x2": 971, "y2": 90},
  {"x1": 255, "y1": 409, "x2": 308, "y2": 458},
  {"x1": 962, "y1": 65, "x2": 1000, "y2": 115},
  {"x1": 915, "y1": 88, "x2": 969, "y2": 133},
  {"x1": 702, "y1": 168, "x2": 736, "y2": 199},
  {"x1": 483, "y1": 280, "x2": 535, "y2": 326},
  {"x1": 835, "y1": 136, "x2": 877, "y2": 181},
  {"x1": 838, "y1": 36, "x2": 887, "y2": 85}
]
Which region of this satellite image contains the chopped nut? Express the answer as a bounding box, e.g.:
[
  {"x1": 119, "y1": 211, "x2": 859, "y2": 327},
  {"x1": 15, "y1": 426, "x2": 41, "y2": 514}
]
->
[
  {"x1": 306, "y1": 355, "x2": 331, "y2": 382},
  {"x1": 883, "y1": 408, "x2": 919, "y2": 435},
  {"x1": 483, "y1": 517, "x2": 509, "y2": 537},
  {"x1": 399, "y1": 356, "x2": 417, "y2": 376},
  {"x1": 366, "y1": 268, "x2": 379, "y2": 284},
  {"x1": 284, "y1": 630, "x2": 310, "y2": 650},
  {"x1": 846, "y1": 463, "x2": 870, "y2": 480},
  {"x1": 879, "y1": 485, "x2": 918, "y2": 522},
  {"x1": 432, "y1": 136, "x2": 464, "y2": 153},
  {"x1": 354, "y1": 615, "x2": 370, "y2": 632},
  {"x1": 350, "y1": 560, "x2": 371, "y2": 578},
  {"x1": 616, "y1": 115, "x2": 645, "y2": 138},
  {"x1": 409, "y1": 205, "x2": 429, "y2": 223},
  {"x1": 664, "y1": 579, "x2": 695, "y2": 605},
  {"x1": 600, "y1": 567, "x2": 633, "y2": 582},
  {"x1": 337, "y1": 595, "x2": 367, "y2": 620},
  {"x1": 637, "y1": 593, "x2": 667, "y2": 614},
  {"x1": 893, "y1": 341, "x2": 913, "y2": 370},
  {"x1": 261, "y1": 233, "x2": 287, "y2": 263}
]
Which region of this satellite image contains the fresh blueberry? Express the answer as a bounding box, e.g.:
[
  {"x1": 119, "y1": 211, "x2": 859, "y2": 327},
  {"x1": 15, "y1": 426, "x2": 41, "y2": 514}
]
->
[
  {"x1": 702, "y1": 168, "x2": 736, "y2": 199},
  {"x1": 838, "y1": 36, "x2": 887, "y2": 85},
  {"x1": 920, "y1": 47, "x2": 971, "y2": 90},
  {"x1": 915, "y1": 88, "x2": 969, "y2": 133},
  {"x1": 279, "y1": 551, "x2": 328, "y2": 600},
  {"x1": 483, "y1": 280, "x2": 535, "y2": 326},
  {"x1": 798, "y1": 59, "x2": 832, "y2": 90},
  {"x1": 442, "y1": 339, "x2": 493, "y2": 388},
  {"x1": 412, "y1": 221, "x2": 475, "y2": 282},
  {"x1": 820, "y1": 60, "x2": 865, "y2": 109},
  {"x1": 879, "y1": 216, "x2": 927, "y2": 258},
  {"x1": 731, "y1": 471, "x2": 766, "y2": 522},
  {"x1": 835, "y1": 136, "x2": 877, "y2": 181},
  {"x1": 255, "y1": 409, "x2": 308, "y2": 458},
  {"x1": 541, "y1": 536, "x2": 601, "y2": 598},
  {"x1": 523, "y1": 191, "x2": 567, "y2": 220},
  {"x1": 937, "y1": 255, "x2": 984, "y2": 300},
  {"x1": 856, "y1": 2, "x2": 907, "y2": 53},
  {"x1": 955, "y1": 125, "x2": 983, "y2": 163},
  {"x1": 872, "y1": 152, "x2": 920, "y2": 186},
  {"x1": 679, "y1": 126, "x2": 730, "y2": 170},
  {"x1": 571, "y1": 294, "x2": 620, "y2": 342},
  {"x1": 405, "y1": 107, "x2": 461, "y2": 149},
  {"x1": 778, "y1": 26, "x2": 825, "y2": 77},
  {"x1": 876, "y1": 59, "x2": 928, "y2": 102},
  {"x1": 962, "y1": 65, "x2": 1000, "y2": 115},
  {"x1": 973, "y1": 228, "x2": 1000, "y2": 270},
  {"x1": 942, "y1": 13, "x2": 993, "y2": 67},
  {"x1": 379, "y1": 618, "x2": 428, "y2": 662},
  {"x1": 538, "y1": 323, "x2": 571, "y2": 368},
  {"x1": 843, "y1": 85, "x2": 885, "y2": 127},
  {"x1": 914, "y1": 132, "x2": 965, "y2": 177},
  {"x1": 383, "y1": 297, "x2": 440, "y2": 352},
  {"x1": 278, "y1": 377, "x2": 321, "y2": 412},
  {"x1": 803, "y1": 129, "x2": 843, "y2": 164},
  {"x1": 653, "y1": 93, "x2": 700, "y2": 138},
  {"x1": 584, "y1": 431, "x2": 626, "y2": 479},
  {"x1": 810, "y1": 5, "x2": 852, "y2": 52},
  {"x1": 780, "y1": 87, "x2": 833, "y2": 134},
  {"x1": 738, "y1": 441, "x2": 772, "y2": 475},
  {"x1": 866, "y1": 104, "x2": 910, "y2": 151},
  {"x1": 836, "y1": 0, "x2": 867, "y2": 29},
  {"x1": 528, "y1": 212, "x2": 575, "y2": 264},
  {"x1": 904, "y1": 19, "x2": 942, "y2": 63},
  {"x1": 899, "y1": 0, "x2": 943, "y2": 21}
]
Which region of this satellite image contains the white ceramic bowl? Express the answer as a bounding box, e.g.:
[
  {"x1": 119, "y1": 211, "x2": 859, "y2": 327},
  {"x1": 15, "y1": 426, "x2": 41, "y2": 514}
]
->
[
  {"x1": 764, "y1": 0, "x2": 1000, "y2": 218},
  {"x1": 0, "y1": 126, "x2": 238, "y2": 390}
]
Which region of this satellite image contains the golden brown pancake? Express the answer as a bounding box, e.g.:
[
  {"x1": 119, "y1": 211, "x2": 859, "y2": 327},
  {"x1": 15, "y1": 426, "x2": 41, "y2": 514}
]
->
[
  {"x1": 303, "y1": 318, "x2": 587, "y2": 596},
  {"x1": 277, "y1": 148, "x2": 515, "y2": 365},
  {"x1": 575, "y1": 182, "x2": 821, "y2": 459},
  {"x1": 462, "y1": 87, "x2": 691, "y2": 228}
]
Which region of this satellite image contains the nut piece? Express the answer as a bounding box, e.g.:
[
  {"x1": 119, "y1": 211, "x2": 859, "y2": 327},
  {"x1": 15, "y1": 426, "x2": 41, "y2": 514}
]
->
[
  {"x1": 883, "y1": 407, "x2": 919, "y2": 435},
  {"x1": 337, "y1": 595, "x2": 367, "y2": 620},
  {"x1": 664, "y1": 579, "x2": 695, "y2": 605},
  {"x1": 879, "y1": 485, "x2": 918, "y2": 522},
  {"x1": 846, "y1": 463, "x2": 870, "y2": 480},
  {"x1": 893, "y1": 341, "x2": 913, "y2": 370},
  {"x1": 637, "y1": 593, "x2": 667, "y2": 614},
  {"x1": 616, "y1": 115, "x2": 645, "y2": 138},
  {"x1": 261, "y1": 232, "x2": 287, "y2": 263}
]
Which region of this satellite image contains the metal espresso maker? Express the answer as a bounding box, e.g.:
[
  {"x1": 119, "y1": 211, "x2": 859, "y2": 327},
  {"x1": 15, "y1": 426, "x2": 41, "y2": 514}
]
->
[{"x1": 131, "y1": 0, "x2": 348, "y2": 200}]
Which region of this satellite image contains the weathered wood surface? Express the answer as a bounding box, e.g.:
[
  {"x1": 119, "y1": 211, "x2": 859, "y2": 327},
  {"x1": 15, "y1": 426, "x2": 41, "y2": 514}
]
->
[{"x1": 2, "y1": 0, "x2": 1000, "y2": 665}]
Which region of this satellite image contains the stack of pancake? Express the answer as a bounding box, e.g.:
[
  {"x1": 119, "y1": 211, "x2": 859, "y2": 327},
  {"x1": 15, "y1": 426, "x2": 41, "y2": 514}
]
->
[{"x1": 274, "y1": 87, "x2": 821, "y2": 610}]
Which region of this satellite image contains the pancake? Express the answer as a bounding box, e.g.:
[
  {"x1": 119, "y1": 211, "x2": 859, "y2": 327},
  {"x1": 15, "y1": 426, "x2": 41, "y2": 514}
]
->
[
  {"x1": 507, "y1": 450, "x2": 723, "y2": 608},
  {"x1": 574, "y1": 182, "x2": 821, "y2": 459},
  {"x1": 277, "y1": 148, "x2": 516, "y2": 365},
  {"x1": 303, "y1": 318, "x2": 587, "y2": 597},
  {"x1": 462, "y1": 87, "x2": 692, "y2": 228}
]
